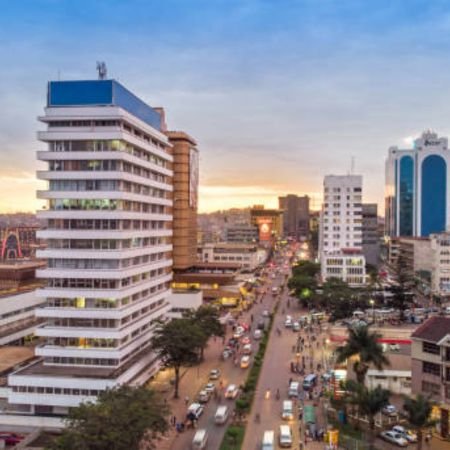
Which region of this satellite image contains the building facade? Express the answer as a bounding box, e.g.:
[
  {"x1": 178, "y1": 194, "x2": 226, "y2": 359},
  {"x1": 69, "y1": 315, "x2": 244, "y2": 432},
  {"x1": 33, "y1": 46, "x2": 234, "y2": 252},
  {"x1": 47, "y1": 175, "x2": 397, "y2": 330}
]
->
[
  {"x1": 319, "y1": 175, "x2": 366, "y2": 286},
  {"x1": 8, "y1": 79, "x2": 173, "y2": 415},
  {"x1": 225, "y1": 225, "x2": 258, "y2": 243},
  {"x1": 249, "y1": 206, "x2": 283, "y2": 242},
  {"x1": 165, "y1": 129, "x2": 198, "y2": 271},
  {"x1": 278, "y1": 194, "x2": 310, "y2": 240},
  {"x1": 385, "y1": 130, "x2": 450, "y2": 238},
  {"x1": 411, "y1": 317, "x2": 450, "y2": 439},
  {"x1": 430, "y1": 232, "x2": 450, "y2": 297},
  {"x1": 361, "y1": 204, "x2": 380, "y2": 266},
  {"x1": 200, "y1": 243, "x2": 267, "y2": 271}
]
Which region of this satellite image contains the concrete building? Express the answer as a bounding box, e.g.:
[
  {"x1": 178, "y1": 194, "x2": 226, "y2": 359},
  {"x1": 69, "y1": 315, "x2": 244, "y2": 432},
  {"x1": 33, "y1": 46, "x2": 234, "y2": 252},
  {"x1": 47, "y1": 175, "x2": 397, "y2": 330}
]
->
[
  {"x1": 385, "y1": 130, "x2": 450, "y2": 238},
  {"x1": 361, "y1": 204, "x2": 380, "y2": 267},
  {"x1": 165, "y1": 128, "x2": 198, "y2": 272},
  {"x1": 200, "y1": 243, "x2": 267, "y2": 271},
  {"x1": 411, "y1": 317, "x2": 450, "y2": 439},
  {"x1": 319, "y1": 175, "x2": 366, "y2": 286},
  {"x1": 398, "y1": 237, "x2": 433, "y2": 278},
  {"x1": 7, "y1": 79, "x2": 173, "y2": 415},
  {"x1": 225, "y1": 225, "x2": 258, "y2": 243},
  {"x1": 430, "y1": 232, "x2": 450, "y2": 297},
  {"x1": 278, "y1": 194, "x2": 310, "y2": 240},
  {"x1": 249, "y1": 205, "x2": 283, "y2": 242}
]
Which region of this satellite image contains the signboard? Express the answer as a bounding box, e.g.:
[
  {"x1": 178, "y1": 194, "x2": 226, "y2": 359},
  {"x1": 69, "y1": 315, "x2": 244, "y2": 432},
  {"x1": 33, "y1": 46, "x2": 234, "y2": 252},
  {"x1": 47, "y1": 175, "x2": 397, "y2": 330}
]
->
[{"x1": 257, "y1": 219, "x2": 273, "y2": 241}]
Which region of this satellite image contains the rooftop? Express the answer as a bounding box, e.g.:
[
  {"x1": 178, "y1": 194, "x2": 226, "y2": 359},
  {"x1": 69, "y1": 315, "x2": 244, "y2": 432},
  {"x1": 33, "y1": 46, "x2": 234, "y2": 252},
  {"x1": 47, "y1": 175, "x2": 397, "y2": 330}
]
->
[
  {"x1": 411, "y1": 316, "x2": 450, "y2": 343},
  {"x1": 0, "y1": 346, "x2": 35, "y2": 377},
  {"x1": 47, "y1": 79, "x2": 162, "y2": 131}
]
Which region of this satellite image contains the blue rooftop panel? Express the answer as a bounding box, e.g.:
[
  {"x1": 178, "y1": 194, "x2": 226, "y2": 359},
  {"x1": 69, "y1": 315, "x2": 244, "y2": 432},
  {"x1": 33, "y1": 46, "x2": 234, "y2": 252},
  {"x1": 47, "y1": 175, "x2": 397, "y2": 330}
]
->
[{"x1": 47, "y1": 80, "x2": 161, "y2": 131}]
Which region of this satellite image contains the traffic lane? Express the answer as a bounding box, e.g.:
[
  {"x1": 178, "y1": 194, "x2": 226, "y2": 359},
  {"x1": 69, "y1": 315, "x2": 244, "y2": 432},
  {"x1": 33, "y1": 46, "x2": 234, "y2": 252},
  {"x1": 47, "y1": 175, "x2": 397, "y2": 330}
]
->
[{"x1": 242, "y1": 289, "x2": 301, "y2": 449}]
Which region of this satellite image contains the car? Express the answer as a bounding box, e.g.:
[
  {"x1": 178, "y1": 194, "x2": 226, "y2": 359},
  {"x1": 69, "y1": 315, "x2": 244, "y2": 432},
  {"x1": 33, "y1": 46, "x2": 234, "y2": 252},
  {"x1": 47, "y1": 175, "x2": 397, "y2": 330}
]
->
[
  {"x1": 204, "y1": 383, "x2": 216, "y2": 394},
  {"x1": 222, "y1": 349, "x2": 232, "y2": 360},
  {"x1": 389, "y1": 343, "x2": 401, "y2": 352},
  {"x1": 233, "y1": 328, "x2": 244, "y2": 339},
  {"x1": 257, "y1": 320, "x2": 266, "y2": 330},
  {"x1": 209, "y1": 369, "x2": 221, "y2": 380},
  {"x1": 0, "y1": 433, "x2": 24, "y2": 446},
  {"x1": 254, "y1": 329, "x2": 263, "y2": 339},
  {"x1": 392, "y1": 425, "x2": 418, "y2": 443},
  {"x1": 382, "y1": 404, "x2": 398, "y2": 416},
  {"x1": 321, "y1": 371, "x2": 333, "y2": 383},
  {"x1": 243, "y1": 343, "x2": 252, "y2": 354},
  {"x1": 198, "y1": 390, "x2": 210, "y2": 403},
  {"x1": 240, "y1": 355, "x2": 250, "y2": 368},
  {"x1": 241, "y1": 336, "x2": 251, "y2": 345},
  {"x1": 187, "y1": 403, "x2": 204, "y2": 420},
  {"x1": 262, "y1": 309, "x2": 270, "y2": 317},
  {"x1": 225, "y1": 384, "x2": 239, "y2": 399},
  {"x1": 379, "y1": 430, "x2": 408, "y2": 447},
  {"x1": 228, "y1": 337, "x2": 238, "y2": 347},
  {"x1": 284, "y1": 319, "x2": 293, "y2": 328},
  {"x1": 292, "y1": 322, "x2": 300, "y2": 332}
]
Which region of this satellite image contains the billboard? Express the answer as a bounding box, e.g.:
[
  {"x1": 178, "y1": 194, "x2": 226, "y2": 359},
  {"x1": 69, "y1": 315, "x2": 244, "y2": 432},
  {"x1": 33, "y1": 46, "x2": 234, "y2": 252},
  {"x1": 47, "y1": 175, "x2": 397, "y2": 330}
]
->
[{"x1": 257, "y1": 219, "x2": 273, "y2": 241}]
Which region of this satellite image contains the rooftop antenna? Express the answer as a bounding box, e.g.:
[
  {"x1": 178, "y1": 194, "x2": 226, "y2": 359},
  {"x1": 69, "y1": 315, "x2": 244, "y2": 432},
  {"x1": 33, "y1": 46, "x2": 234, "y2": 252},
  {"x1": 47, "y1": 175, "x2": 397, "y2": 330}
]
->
[{"x1": 96, "y1": 61, "x2": 107, "y2": 80}]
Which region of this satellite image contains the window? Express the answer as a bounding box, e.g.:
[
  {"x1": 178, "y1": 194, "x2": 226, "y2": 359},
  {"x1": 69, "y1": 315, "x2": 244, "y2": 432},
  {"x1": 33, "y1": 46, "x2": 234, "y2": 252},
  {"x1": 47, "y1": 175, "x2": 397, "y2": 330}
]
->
[
  {"x1": 422, "y1": 361, "x2": 441, "y2": 376},
  {"x1": 423, "y1": 341, "x2": 440, "y2": 355},
  {"x1": 422, "y1": 381, "x2": 441, "y2": 396}
]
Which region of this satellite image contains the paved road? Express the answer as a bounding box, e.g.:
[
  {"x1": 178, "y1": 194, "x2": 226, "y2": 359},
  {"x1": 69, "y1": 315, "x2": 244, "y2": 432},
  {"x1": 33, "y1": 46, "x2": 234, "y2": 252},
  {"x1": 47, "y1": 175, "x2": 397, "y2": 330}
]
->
[{"x1": 166, "y1": 272, "x2": 282, "y2": 450}]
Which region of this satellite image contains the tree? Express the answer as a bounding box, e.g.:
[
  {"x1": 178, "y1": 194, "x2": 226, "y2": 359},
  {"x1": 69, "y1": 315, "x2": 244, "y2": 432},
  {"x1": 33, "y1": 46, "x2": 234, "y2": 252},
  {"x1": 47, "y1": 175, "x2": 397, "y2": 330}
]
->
[
  {"x1": 336, "y1": 326, "x2": 389, "y2": 384},
  {"x1": 151, "y1": 318, "x2": 204, "y2": 398},
  {"x1": 347, "y1": 382, "x2": 390, "y2": 448},
  {"x1": 403, "y1": 394, "x2": 435, "y2": 450},
  {"x1": 184, "y1": 305, "x2": 224, "y2": 360},
  {"x1": 49, "y1": 386, "x2": 169, "y2": 450},
  {"x1": 389, "y1": 254, "x2": 415, "y2": 320}
]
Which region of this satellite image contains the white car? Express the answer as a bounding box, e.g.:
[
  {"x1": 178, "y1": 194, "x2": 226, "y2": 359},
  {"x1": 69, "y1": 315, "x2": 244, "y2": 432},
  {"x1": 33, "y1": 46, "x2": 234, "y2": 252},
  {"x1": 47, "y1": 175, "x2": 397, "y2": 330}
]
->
[
  {"x1": 204, "y1": 383, "x2": 216, "y2": 395},
  {"x1": 392, "y1": 425, "x2": 418, "y2": 443},
  {"x1": 209, "y1": 369, "x2": 221, "y2": 380},
  {"x1": 389, "y1": 343, "x2": 401, "y2": 352},
  {"x1": 293, "y1": 322, "x2": 300, "y2": 331},
  {"x1": 253, "y1": 329, "x2": 263, "y2": 340},
  {"x1": 240, "y1": 355, "x2": 250, "y2": 369},
  {"x1": 380, "y1": 430, "x2": 408, "y2": 447},
  {"x1": 187, "y1": 403, "x2": 204, "y2": 419},
  {"x1": 262, "y1": 310, "x2": 270, "y2": 317},
  {"x1": 382, "y1": 404, "x2": 398, "y2": 416},
  {"x1": 284, "y1": 319, "x2": 293, "y2": 328},
  {"x1": 225, "y1": 384, "x2": 239, "y2": 399}
]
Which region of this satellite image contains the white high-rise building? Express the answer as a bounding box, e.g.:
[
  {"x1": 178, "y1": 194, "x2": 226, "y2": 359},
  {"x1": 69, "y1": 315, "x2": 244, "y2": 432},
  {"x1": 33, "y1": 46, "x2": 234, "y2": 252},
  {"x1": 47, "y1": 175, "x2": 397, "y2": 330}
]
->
[
  {"x1": 7, "y1": 79, "x2": 173, "y2": 415},
  {"x1": 319, "y1": 175, "x2": 366, "y2": 286}
]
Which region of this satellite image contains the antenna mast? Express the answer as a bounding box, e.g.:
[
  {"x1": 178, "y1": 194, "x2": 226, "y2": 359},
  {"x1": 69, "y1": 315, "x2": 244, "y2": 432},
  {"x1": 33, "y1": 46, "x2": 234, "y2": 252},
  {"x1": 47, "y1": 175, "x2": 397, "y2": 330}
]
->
[{"x1": 96, "y1": 61, "x2": 107, "y2": 80}]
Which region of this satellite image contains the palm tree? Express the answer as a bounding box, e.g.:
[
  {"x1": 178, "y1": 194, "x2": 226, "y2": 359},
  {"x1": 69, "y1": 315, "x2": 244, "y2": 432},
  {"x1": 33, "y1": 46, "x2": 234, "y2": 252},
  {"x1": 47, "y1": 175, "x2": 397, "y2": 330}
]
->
[
  {"x1": 336, "y1": 325, "x2": 389, "y2": 384},
  {"x1": 403, "y1": 394, "x2": 435, "y2": 450},
  {"x1": 347, "y1": 382, "x2": 390, "y2": 449}
]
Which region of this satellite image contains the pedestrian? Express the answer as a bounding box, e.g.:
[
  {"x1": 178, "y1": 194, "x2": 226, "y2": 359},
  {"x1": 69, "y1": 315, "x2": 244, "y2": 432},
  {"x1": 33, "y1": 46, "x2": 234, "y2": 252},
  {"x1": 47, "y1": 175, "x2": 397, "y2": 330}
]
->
[
  {"x1": 184, "y1": 396, "x2": 189, "y2": 405},
  {"x1": 171, "y1": 415, "x2": 176, "y2": 426}
]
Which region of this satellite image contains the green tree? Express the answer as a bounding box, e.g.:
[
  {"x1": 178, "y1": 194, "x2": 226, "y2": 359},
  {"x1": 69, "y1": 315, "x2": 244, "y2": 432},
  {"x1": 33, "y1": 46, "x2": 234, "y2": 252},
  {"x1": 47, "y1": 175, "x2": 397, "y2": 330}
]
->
[
  {"x1": 48, "y1": 386, "x2": 169, "y2": 450},
  {"x1": 151, "y1": 318, "x2": 204, "y2": 398},
  {"x1": 389, "y1": 254, "x2": 415, "y2": 320},
  {"x1": 346, "y1": 382, "x2": 390, "y2": 448},
  {"x1": 184, "y1": 305, "x2": 224, "y2": 360},
  {"x1": 336, "y1": 326, "x2": 389, "y2": 384},
  {"x1": 403, "y1": 394, "x2": 435, "y2": 450}
]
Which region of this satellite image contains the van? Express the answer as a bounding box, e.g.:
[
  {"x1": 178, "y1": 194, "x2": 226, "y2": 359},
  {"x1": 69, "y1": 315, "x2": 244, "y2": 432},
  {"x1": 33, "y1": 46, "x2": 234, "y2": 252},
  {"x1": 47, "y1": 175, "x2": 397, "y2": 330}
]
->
[
  {"x1": 262, "y1": 430, "x2": 275, "y2": 450},
  {"x1": 214, "y1": 405, "x2": 229, "y2": 425},
  {"x1": 281, "y1": 400, "x2": 294, "y2": 420},
  {"x1": 192, "y1": 429, "x2": 208, "y2": 449},
  {"x1": 288, "y1": 381, "x2": 299, "y2": 398},
  {"x1": 303, "y1": 374, "x2": 317, "y2": 391},
  {"x1": 279, "y1": 424, "x2": 293, "y2": 448}
]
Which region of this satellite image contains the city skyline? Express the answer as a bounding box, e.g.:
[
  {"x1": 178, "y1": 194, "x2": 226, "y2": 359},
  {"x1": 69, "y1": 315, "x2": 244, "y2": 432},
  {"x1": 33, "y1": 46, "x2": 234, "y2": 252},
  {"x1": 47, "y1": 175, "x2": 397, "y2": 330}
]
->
[{"x1": 3, "y1": 1, "x2": 450, "y2": 213}]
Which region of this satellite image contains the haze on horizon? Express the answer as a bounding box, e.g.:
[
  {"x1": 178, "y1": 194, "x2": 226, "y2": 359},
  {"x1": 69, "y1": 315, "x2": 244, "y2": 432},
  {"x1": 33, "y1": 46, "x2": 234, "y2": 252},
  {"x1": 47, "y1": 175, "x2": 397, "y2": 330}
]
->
[{"x1": 1, "y1": 0, "x2": 450, "y2": 215}]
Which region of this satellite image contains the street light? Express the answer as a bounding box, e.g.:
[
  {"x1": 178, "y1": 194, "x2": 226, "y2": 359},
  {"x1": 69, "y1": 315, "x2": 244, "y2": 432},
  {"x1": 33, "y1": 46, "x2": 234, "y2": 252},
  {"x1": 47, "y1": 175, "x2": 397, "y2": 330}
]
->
[{"x1": 370, "y1": 298, "x2": 375, "y2": 323}]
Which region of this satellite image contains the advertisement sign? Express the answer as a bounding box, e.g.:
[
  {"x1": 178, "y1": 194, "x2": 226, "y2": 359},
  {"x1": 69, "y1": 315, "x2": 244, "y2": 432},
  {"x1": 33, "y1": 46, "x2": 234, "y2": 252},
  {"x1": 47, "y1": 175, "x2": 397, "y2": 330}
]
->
[{"x1": 257, "y1": 219, "x2": 273, "y2": 241}]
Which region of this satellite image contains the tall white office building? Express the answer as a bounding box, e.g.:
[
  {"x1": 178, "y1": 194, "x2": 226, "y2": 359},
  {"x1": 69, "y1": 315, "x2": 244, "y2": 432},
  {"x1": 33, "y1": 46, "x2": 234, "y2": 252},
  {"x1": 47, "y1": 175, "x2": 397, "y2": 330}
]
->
[
  {"x1": 7, "y1": 80, "x2": 173, "y2": 415},
  {"x1": 319, "y1": 175, "x2": 366, "y2": 286}
]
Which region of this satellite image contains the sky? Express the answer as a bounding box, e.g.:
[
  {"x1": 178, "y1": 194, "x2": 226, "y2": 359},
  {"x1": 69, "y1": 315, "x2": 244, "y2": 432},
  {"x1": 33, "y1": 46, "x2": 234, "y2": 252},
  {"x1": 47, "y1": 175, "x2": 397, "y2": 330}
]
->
[{"x1": 2, "y1": 0, "x2": 450, "y2": 213}]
